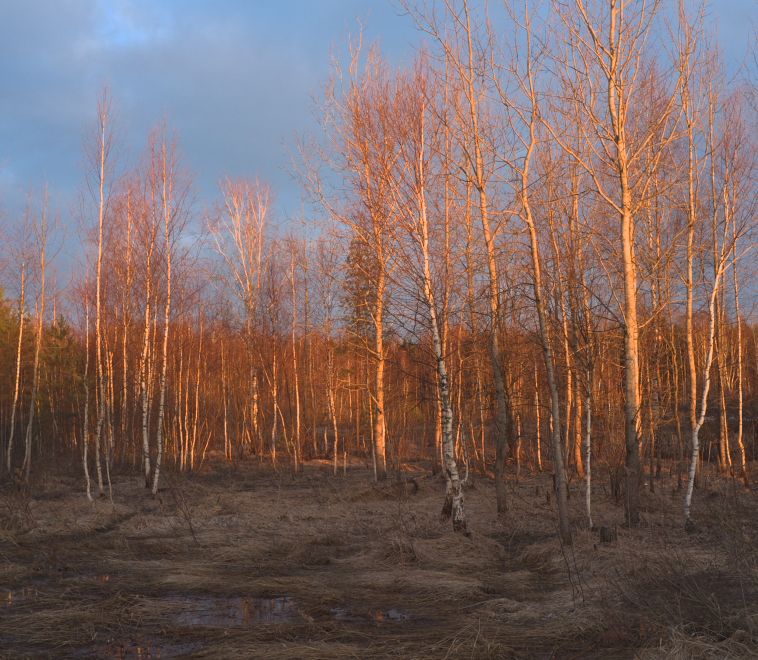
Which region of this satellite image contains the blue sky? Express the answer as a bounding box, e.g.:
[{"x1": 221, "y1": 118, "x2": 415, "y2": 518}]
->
[
  {"x1": 0, "y1": 0, "x2": 755, "y2": 245},
  {"x1": 0, "y1": 1, "x2": 418, "y2": 237}
]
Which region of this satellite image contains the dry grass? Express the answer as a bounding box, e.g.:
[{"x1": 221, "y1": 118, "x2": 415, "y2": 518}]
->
[{"x1": 0, "y1": 461, "x2": 756, "y2": 658}]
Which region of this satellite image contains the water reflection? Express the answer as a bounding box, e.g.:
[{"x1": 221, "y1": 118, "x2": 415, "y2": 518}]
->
[
  {"x1": 331, "y1": 605, "x2": 410, "y2": 625},
  {"x1": 370, "y1": 607, "x2": 410, "y2": 624},
  {"x1": 173, "y1": 595, "x2": 297, "y2": 626},
  {"x1": 2, "y1": 586, "x2": 38, "y2": 607}
]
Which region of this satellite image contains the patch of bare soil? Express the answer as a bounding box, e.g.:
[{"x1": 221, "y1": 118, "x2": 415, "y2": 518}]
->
[{"x1": 0, "y1": 462, "x2": 756, "y2": 658}]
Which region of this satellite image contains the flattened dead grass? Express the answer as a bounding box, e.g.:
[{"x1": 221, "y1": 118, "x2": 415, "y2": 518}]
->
[{"x1": 0, "y1": 461, "x2": 756, "y2": 657}]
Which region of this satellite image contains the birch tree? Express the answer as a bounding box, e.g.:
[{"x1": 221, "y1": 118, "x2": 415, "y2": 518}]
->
[
  {"x1": 210, "y1": 178, "x2": 269, "y2": 460},
  {"x1": 406, "y1": 0, "x2": 513, "y2": 512},
  {"x1": 22, "y1": 193, "x2": 49, "y2": 482},
  {"x1": 82, "y1": 295, "x2": 93, "y2": 500},
  {"x1": 89, "y1": 90, "x2": 114, "y2": 495},
  {"x1": 548, "y1": 0, "x2": 682, "y2": 525},
  {"x1": 313, "y1": 46, "x2": 399, "y2": 480},
  {"x1": 138, "y1": 166, "x2": 158, "y2": 487},
  {"x1": 680, "y1": 36, "x2": 747, "y2": 525},
  {"x1": 493, "y1": 2, "x2": 571, "y2": 543},
  {"x1": 392, "y1": 61, "x2": 467, "y2": 532},
  {"x1": 5, "y1": 258, "x2": 25, "y2": 473},
  {"x1": 152, "y1": 133, "x2": 177, "y2": 495}
]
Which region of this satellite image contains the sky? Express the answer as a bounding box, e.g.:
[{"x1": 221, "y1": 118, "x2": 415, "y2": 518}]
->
[{"x1": 0, "y1": 0, "x2": 755, "y2": 249}]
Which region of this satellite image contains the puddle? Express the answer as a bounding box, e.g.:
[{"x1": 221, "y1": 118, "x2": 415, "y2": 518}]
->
[
  {"x1": 330, "y1": 606, "x2": 353, "y2": 620},
  {"x1": 75, "y1": 639, "x2": 201, "y2": 659},
  {"x1": 374, "y1": 607, "x2": 410, "y2": 623},
  {"x1": 2, "y1": 586, "x2": 39, "y2": 607},
  {"x1": 172, "y1": 595, "x2": 298, "y2": 627},
  {"x1": 330, "y1": 606, "x2": 410, "y2": 625},
  {"x1": 69, "y1": 574, "x2": 113, "y2": 585},
  {"x1": 366, "y1": 607, "x2": 410, "y2": 625}
]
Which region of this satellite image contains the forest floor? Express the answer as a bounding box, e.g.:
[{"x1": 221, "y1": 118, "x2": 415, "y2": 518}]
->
[{"x1": 1, "y1": 458, "x2": 757, "y2": 659}]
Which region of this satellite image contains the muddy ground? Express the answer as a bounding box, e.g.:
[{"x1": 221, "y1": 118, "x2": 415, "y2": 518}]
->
[{"x1": 1, "y1": 460, "x2": 757, "y2": 658}]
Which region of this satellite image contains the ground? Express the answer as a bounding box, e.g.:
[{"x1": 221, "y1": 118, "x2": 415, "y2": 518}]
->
[{"x1": 1, "y1": 459, "x2": 757, "y2": 659}]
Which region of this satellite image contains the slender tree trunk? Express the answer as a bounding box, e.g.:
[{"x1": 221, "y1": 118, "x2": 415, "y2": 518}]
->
[
  {"x1": 140, "y1": 244, "x2": 155, "y2": 486},
  {"x1": 83, "y1": 302, "x2": 93, "y2": 501},
  {"x1": 328, "y1": 349, "x2": 339, "y2": 477},
  {"x1": 269, "y1": 350, "x2": 280, "y2": 466},
  {"x1": 177, "y1": 346, "x2": 185, "y2": 468},
  {"x1": 523, "y1": 179, "x2": 572, "y2": 544},
  {"x1": 718, "y1": 361, "x2": 730, "y2": 472},
  {"x1": 546, "y1": 206, "x2": 575, "y2": 473},
  {"x1": 94, "y1": 95, "x2": 110, "y2": 496},
  {"x1": 517, "y1": 50, "x2": 572, "y2": 540},
  {"x1": 152, "y1": 140, "x2": 173, "y2": 496},
  {"x1": 683, "y1": 66, "x2": 704, "y2": 524},
  {"x1": 618, "y1": 139, "x2": 642, "y2": 525},
  {"x1": 23, "y1": 298, "x2": 43, "y2": 481},
  {"x1": 373, "y1": 265, "x2": 388, "y2": 481},
  {"x1": 289, "y1": 249, "x2": 302, "y2": 474},
  {"x1": 732, "y1": 232, "x2": 747, "y2": 484},
  {"x1": 120, "y1": 189, "x2": 133, "y2": 451},
  {"x1": 684, "y1": 270, "x2": 726, "y2": 523},
  {"x1": 683, "y1": 75, "x2": 731, "y2": 522},
  {"x1": 459, "y1": 0, "x2": 510, "y2": 511},
  {"x1": 6, "y1": 265, "x2": 25, "y2": 473},
  {"x1": 584, "y1": 370, "x2": 593, "y2": 529},
  {"x1": 413, "y1": 108, "x2": 466, "y2": 531},
  {"x1": 191, "y1": 325, "x2": 202, "y2": 470},
  {"x1": 534, "y1": 363, "x2": 542, "y2": 472},
  {"x1": 23, "y1": 204, "x2": 47, "y2": 483},
  {"x1": 221, "y1": 342, "x2": 230, "y2": 461}
]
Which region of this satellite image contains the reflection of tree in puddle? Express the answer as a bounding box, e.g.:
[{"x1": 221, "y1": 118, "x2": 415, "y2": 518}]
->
[
  {"x1": 174, "y1": 595, "x2": 297, "y2": 627},
  {"x1": 2, "y1": 587, "x2": 39, "y2": 607},
  {"x1": 370, "y1": 608, "x2": 409, "y2": 624},
  {"x1": 330, "y1": 606, "x2": 351, "y2": 620},
  {"x1": 331, "y1": 606, "x2": 410, "y2": 625},
  {"x1": 240, "y1": 596, "x2": 295, "y2": 624}
]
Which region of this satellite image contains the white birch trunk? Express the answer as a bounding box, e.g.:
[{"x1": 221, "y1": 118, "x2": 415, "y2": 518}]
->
[
  {"x1": 152, "y1": 141, "x2": 173, "y2": 496},
  {"x1": 94, "y1": 97, "x2": 109, "y2": 496},
  {"x1": 684, "y1": 267, "x2": 726, "y2": 523},
  {"x1": 732, "y1": 237, "x2": 746, "y2": 483}
]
